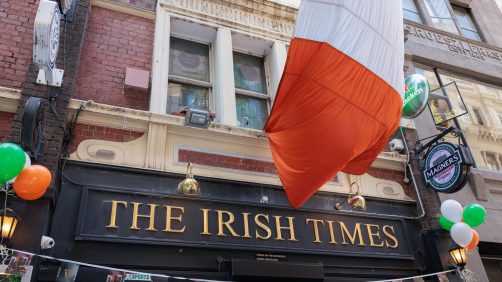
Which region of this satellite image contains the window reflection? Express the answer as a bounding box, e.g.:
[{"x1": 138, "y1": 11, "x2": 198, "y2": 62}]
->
[{"x1": 423, "y1": 0, "x2": 459, "y2": 34}]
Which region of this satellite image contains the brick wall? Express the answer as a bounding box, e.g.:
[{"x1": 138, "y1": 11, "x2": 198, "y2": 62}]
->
[
  {"x1": 178, "y1": 149, "x2": 278, "y2": 175},
  {"x1": 9, "y1": 0, "x2": 92, "y2": 181},
  {"x1": 70, "y1": 123, "x2": 144, "y2": 153},
  {"x1": 0, "y1": 112, "x2": 14, "y2": 142},
  {"x1": 75, "y1": 7, "x2": 154, "y2": 111},
  {"x1": 0, "y1": 0, "x2": 38, "y2": 89},
  {"x1": 366, "y1": 167, "x2": 410, "y2": 196},
  {"x1": 403, "y1": 128, "x2": 442, "y2": 229}
]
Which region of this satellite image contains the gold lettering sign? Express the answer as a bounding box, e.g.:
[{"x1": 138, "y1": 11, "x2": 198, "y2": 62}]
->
[{"x1": 103, "y1": 200, "x2": 402, "y2": 251}]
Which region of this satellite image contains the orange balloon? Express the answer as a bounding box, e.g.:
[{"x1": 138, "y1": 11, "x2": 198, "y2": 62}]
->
[
  {"x1": 465, "y1": 230, "x2": 479, "y2": 250},
  {"x1": 19, "y1": 189, "x2": 47, "y2": 201},
  {"x1": 13, "y1": 165, "x2": 51, "y2": 201}
]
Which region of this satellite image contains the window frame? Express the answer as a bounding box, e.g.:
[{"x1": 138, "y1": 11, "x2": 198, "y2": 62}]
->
[
  {"x1": 402, "y1": 0, "x2": 423, "y2": 23},
  {"x1": 471, "y1": 106, "x2": 485, "y2": 126},
  {"x1": 167, "y1": 36, "x2": 214, "y2": 115},
  {"x1": 232, "y1": 50, "x2": 271, "y2": 130},
  {"x1": 414, "y1": 0, "x2": 485, "y2": 42},
  {"x1": 451, "y1": 4, "x2": 484, "y2": 42}
]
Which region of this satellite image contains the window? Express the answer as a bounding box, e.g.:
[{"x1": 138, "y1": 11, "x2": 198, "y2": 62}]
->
[
  {"x1": 483, "y1": 152, "x2": 500, "y2": 171},
  {"x1": 452, "y1": 7, "x2": 481, "y2": 41},
  {"x1": 458, "y1": 102, "x2": 472, "y2": 123},
  {"x1": 167, "y1": 37, "x2": 211, "y2": 115},
  {"x1": 472, "y1": 107, "x2": 485, "y2": 126},
  {"x1": 233, "y1": 52, "x2": 269, "y2": 130},
  {"x1": 423, "y1": 0, "x2": 459, "y2": 34},
  {"x1": 498, "y1": 112, "x2": 502, "y2": 125},
  {"x1": 403, "y1": 0, "x2": 422, "y2": 23}
]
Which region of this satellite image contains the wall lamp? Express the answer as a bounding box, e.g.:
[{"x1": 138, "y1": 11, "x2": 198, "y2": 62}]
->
[
  {"x1": 0, "y1": 208, "x2": 19, "y2": 243},
  {"x1": 449, "y1": 242, "x2": 467, "y2": 269}
]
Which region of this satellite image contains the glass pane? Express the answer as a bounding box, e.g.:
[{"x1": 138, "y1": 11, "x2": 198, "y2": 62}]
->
[
  {"x1": 167, "y1": 82, "x2": 208, "y2": 114},
  {"x1": 404, "y1": 10, "x2": 422, "y2": 23},
  {"x1": 169, "y1": 37, "x2": 210, "y2": 82},
  {"x1": 403, "y1": 0, "x2": 419, "y2": 12},
  {"x1": 424, "y1": 0, "x2": 459, "y2": 34},
  {"x1": 453, "y1": 9, "x2": 477, "y2": 30},
  {"x1": 462, "y1": 29, "x2": 481, "y2": 41},
  {"x1": 233, "y1": 52, "x2": 267, "y2": 94},
  {"x1": 236, "y1": 95, "x2": 268, "y2": 130},
  {"x1": 414, "y1": 66, "x2": 441, "y2": 90}
]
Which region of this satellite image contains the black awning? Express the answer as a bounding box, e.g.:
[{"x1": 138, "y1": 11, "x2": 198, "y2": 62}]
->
[{"x1": 231, "y1": 259, "x2": 324, "y2": 282}]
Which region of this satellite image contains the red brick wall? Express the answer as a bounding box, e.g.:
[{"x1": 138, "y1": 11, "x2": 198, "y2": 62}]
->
[
  {"x1": 179, "y1": 149, "x2": 278, "y2": 174},
  {"x1": 75, "y1": 7, "x2": 154, "y2": 111},
  {"x1": 178, "y1": 149, "x2": 340, "y2": 182},
  {"x1": 70, "y1": 123, "x2": 144, "y2": 153},
  {"x1": 0, "y1": 0, "x2": 38, "y2": 89},
  {"x1": 0, "y1": 112, "x2": 15, "y2": 142},
  {"x1": 178, "y1": 149, "x2": 409, "y2": 192},
  {"x1": 367, "y1": 167, "x2": 410, "y2": 196}
]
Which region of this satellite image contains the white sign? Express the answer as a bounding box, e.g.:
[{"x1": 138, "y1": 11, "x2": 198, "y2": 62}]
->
[{"x1": 33, "y1": 0, "x2": 64, "y2": 86}]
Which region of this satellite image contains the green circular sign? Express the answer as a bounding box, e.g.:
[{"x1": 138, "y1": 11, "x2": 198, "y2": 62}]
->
[{"x1": 402, "y1": 74, "x2": 430, "y2": 118}]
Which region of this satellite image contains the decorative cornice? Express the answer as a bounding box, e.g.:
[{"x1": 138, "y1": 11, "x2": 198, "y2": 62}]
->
[
  {"x1": 0, "y1": 87, "x2": 21, "y2": 113},
  {"x1": 91, "y1": 0, "x2": 156, "y2": 19},
  {"x1": 159, "y1": 0, "x2": 296, "y2": 40}
]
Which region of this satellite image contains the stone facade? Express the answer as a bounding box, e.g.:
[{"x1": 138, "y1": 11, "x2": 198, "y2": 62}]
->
[{"x1": 1, "y1": 0, "x2": 502, "y2": 280}]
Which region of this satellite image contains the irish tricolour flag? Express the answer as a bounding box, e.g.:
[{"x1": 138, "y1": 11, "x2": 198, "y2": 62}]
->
[{"x1": 265, "y1": 0, "x2": 404, "y2": 208}]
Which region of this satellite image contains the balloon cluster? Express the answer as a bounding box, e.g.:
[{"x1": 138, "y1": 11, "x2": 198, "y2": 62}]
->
[
  {"x1": 440, "y1": 199, "x2": 486, "y2": 250},
  {"x1": 0, "y1": 143, "x2": 52, "y2": 200}
]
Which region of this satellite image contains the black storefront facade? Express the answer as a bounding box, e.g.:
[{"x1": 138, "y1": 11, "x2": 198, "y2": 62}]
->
[{"x1": 35, "y1": 161, "x2": 442, "y2": 281}]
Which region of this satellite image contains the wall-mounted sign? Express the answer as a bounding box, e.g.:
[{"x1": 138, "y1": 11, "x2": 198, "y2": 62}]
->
[
  {"x1": 75, "y1": 187, "x2": 415, "y2": 259},
  {"x1": 423, "y1": 142, "x2": 470, "y2": 193},
  {"x1": 33, "y1": 0, "x2": 64, "y2": 86},
  {"x1": 402, "y1": 74, "x2": 430, "y2": 118}
]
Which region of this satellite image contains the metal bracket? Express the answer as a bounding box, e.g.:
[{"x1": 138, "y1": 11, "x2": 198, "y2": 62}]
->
[{"x1": 37, "y1": 68, "x2": 64, "y2": 87}]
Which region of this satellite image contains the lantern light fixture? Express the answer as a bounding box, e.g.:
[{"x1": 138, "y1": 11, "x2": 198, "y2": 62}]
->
[
  {"x1": 449, "y1": 242, "x2": 467, "y2": 269},
  {"x1": 0, "y1": 208, "x2": 19, "y2": 242}
]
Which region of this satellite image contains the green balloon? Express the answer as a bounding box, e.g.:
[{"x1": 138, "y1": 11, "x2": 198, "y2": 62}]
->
[
  {"x1": 440, "y1": 215, "x2": 454, "y2": 231},
  {"x1": 463, "y1": 204, "x2": 487, "y2": 227},
  {"x1": 0, "y1": 143, "x2": 26, "y2": 184}
]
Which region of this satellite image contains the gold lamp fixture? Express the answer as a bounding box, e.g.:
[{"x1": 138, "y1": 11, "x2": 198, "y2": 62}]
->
[
  {"x1": 0, "y1": 208, "x2": 19, "y2": 242},
  {"x1": 449, "y1": 242, "x2": 467, "y2": 268},
  {"x1": 177, "y1": 162, "x2": 200, "y2": 196},
  {"x1": 336, "y1": 181, "x2": 366, "y2": 211}
]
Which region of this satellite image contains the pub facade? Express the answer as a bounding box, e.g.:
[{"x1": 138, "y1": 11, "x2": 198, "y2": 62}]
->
[{"x1": 1, "y1": 0, "x2": 502, "y2": 281}]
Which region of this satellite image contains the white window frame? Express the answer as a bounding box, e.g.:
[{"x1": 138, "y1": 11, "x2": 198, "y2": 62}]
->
[
  {"x1": 233, "y1": 50, "x2": 271, "y2": 130},
  {"x1": 167, "y1": 36, "x2": 213, "y2": 115}
]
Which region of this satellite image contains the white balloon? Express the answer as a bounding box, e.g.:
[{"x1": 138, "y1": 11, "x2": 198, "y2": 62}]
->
[
  {"x1": 441, "y1": 199, "x2": 463, "y2": 223},
  {"x1": 7, "y1": 152, "x2": 31, "y2": 185},
  {"x1": 451, "y1": 222, "x2": 473, "y2": 247}
]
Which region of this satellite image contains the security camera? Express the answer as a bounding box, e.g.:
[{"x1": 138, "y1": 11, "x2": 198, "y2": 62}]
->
[
  {"x1": 389, "y1": 138, "x2": 404, "y2": 153},
  {"x1": 41, "y1": 236, "x2": 55, "y2": 249}
]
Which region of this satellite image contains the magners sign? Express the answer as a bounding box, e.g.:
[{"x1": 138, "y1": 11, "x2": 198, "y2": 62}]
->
[{"x1": 423, "y1": 142, "x2": 470, "y2": 193}]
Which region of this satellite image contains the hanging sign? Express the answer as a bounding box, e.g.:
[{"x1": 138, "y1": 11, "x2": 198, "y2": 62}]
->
[
  {"x1": 33, "y1": 0, "x2": 64, "y2": 86},
  {"x1": 423, "y1": 142, "x2": 470, "y2": 193},
  {"x1": 402, "y1": 74, "x2": 430, "y2": 118}
]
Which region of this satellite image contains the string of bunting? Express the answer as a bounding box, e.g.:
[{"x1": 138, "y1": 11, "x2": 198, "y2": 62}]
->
[
  {"x1": 4, "y1": 247, "x2": 224, "y2": 282},
  {"x1": 3, "y1": 247, "x2": 472, "y2": 282},
  {"x1": 369, "y1": 268, "x2": 458, "y2": 282}
]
